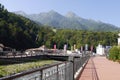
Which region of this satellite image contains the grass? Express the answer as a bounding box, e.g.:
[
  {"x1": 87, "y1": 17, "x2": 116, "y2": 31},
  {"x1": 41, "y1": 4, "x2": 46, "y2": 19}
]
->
[{"x1": 0, "y1": 60, "x2": 57, "y2": 77}]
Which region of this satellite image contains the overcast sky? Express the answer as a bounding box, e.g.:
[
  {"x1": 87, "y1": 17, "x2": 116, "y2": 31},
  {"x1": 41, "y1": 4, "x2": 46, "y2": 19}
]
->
[{"x1": 0, "y1": 0, "x2": 120, "y2": 27}]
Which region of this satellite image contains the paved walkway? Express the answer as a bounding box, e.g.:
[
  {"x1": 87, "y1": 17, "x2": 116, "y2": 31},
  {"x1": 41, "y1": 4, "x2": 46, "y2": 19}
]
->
[{"x1": 79, "y1": 56, "x2": 120, "y2": 80}]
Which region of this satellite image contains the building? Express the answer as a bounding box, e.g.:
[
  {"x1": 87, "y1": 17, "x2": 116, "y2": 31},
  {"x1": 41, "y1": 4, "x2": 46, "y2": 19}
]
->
[
  {"x1": 0, "y1": 44, "x2": 4, "y2": 51},
  {"x1": 25, "y1": 45, "x2": 55, "y2": 55},
  {"x1": 96, "y1": 44, "x2": 105, "y2": 55},
  {"x1": 118, "y1": 33, "x2": 120, "y2": 46}
]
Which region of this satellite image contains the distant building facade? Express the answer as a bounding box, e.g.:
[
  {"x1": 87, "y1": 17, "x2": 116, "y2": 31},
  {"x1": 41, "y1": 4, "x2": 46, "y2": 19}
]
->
[
  {"x1": 118, "y1": 33, "x2": 120, "y2": 46},
  {"x1": 96, "y1": 44, "x2": 105, "y2": 55},
  {"x1": 0, "y1": 44, "x2": 4, "y2": 51}
]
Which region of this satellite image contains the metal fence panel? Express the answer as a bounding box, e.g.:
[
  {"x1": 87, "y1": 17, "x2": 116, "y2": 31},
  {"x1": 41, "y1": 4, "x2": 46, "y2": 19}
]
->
[
  {"x1": 14, "y1": 71, "x2": 41, "y2": 80},
  {"x1": 42, "y1": 66, "x2": 57, "y2": 80},
  {"x1": 0, "y1": 54, "x2": 90, "y2": 80},
  {"x1": 58, "y1": 63, "x2": 65, "y2": 80},
  {"x1": 65, "y1": 62, "x2": 73, "y2": 80}
]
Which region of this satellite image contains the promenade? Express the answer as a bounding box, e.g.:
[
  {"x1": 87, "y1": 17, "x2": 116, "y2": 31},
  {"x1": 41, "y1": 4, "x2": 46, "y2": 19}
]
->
[{"x1": 79, "y1": 56, "x2": 120, "y2": 80}]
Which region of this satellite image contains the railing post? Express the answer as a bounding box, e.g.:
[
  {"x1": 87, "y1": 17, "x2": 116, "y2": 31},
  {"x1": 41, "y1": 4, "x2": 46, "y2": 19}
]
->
[
  {"x1": 57, "y1": 65, "x2": 59, "y2": 80},
  {"x1": 68, "y1": 56, "x2": 74, "y2": 80},
  {"x1": 73, "y1": 57, "x2": 75, "y2": 80},
  {"x1": 40, "y1": 70, "x2": 42, "y2": 80},
  {"x1": 65, "y1": 62, "x2": 66, "y2": 80}
]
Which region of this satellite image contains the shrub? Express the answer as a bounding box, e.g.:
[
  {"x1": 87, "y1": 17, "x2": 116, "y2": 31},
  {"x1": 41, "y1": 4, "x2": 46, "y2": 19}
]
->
[{"x1": 109, "y1": 46, "x2": 119, "y2": 61}]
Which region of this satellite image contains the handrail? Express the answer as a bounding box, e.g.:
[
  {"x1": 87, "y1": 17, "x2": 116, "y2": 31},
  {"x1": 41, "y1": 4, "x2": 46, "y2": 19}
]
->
[
  {"x1": 0, "y1": 62, "x2": 64, "y2": 80},
  {"x1": 0, "y1": 52, "x2": 90, "y2": 80}
]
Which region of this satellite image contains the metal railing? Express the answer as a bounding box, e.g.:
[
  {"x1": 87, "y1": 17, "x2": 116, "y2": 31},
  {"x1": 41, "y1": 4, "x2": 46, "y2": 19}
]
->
[
  {"x1": 1, "y1": 62, "x2": 73, "y2": 80},
  {"x1": 0, "y1": 52, "x2": 90, "y2": 80},
  {"x1": 0, "y1": 51, "x2": 45, "y2": 58}
]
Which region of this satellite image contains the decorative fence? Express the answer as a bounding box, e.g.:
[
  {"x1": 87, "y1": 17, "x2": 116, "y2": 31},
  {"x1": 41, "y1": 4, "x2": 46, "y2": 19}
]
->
[{"x1": 0, "y1": 52, "x2": 90, "y2": 80}]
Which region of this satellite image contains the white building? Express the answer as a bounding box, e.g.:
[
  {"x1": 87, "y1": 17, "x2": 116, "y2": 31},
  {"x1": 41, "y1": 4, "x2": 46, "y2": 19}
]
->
[
  {"x1": 96, "y1": 44, "x2": 105, "y2": 55},
  {"x1": 118, "y1": 33, "x2": 120, "y2": 46},
  {"x1": 0, "y1": 44, "x2": 4, "y2": 51}
]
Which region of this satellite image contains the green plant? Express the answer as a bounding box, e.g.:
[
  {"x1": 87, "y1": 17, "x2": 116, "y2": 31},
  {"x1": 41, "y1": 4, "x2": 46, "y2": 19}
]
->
[
  {"x1": 0, "y1": 60, "x2": 57, "y2": 77},
  {"x1": 109, "y1": 46, "x2": 119, "y2": 61}
]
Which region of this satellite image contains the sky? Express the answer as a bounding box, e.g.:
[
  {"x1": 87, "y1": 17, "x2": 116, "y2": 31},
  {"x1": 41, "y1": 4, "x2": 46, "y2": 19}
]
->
[{"x1": 0, "y1": 0, "x2": 120, "y2": 27}]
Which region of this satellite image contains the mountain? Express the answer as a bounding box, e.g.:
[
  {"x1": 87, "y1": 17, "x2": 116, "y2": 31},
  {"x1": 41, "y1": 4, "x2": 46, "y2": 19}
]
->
[
  {"x1": 14, "y1": 11, "x2": 27, "y2": 17},
  {"x1": 65, "y1": 12, "x2": 119, "y2": 31},
  {"x1": 0, "y1": 4, "x2": 42, "y2": 50},
  {"x1": 1, "y1": 3, "x2": 118, "y2": 52},
  {"x1": 14, "y1": 10, "x2": 120, "y2": 32}
]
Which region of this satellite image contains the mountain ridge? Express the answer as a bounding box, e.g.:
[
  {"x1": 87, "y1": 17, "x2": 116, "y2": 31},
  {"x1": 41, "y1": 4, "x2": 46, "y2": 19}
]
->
[{"x1": 14, "y1": 10, "x2": 120, "y2": 32}]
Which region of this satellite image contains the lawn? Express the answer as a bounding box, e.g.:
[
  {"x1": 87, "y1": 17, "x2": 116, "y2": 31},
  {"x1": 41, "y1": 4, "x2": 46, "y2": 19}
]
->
[{"x1": 0, "y1": 60, "x2": 57, "y2": 77}]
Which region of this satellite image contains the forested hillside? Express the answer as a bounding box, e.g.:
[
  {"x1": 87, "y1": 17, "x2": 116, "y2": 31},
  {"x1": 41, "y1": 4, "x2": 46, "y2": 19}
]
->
[
  {"x1": 0, "y1": 3, "x2": 118, "y2": 50},
  {"x1": 15, "y1": 10, "x2": 120, "y2": 32},
  {"x1": 0, "y1": 4, "x2": 53, "y2": 50}
]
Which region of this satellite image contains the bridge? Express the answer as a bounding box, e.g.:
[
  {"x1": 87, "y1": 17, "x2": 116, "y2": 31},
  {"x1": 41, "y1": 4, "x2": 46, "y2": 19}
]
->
[{"x1": 1, "y1": 51, "x2": 120, "y2": 80}]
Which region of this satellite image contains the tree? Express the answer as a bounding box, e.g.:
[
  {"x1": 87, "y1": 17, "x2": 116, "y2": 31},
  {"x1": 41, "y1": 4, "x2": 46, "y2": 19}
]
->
[{"x1": 109, "y1": 46, "x2": 119, "y2": 61}]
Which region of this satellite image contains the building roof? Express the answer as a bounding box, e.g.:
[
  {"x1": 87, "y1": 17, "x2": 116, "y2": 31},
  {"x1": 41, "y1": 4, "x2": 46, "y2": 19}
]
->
[
  {"x1": 26, "y1": 45, "x2": 48, "y2": 51},
  {"x1": 0, "y1": 44, "x2": 4, "y2": 48}
]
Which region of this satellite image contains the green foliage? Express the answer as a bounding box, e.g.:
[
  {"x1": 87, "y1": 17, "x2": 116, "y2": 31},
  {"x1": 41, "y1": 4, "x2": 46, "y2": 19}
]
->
[
  {"x1": 0, "y1": 4, "x2": 56, "y2": 50},
  {"x1": 0, "y1": 3, "x2": 40, "y2": 50},
  {"x1": 51, "y1": 29, "x2": 118, "y2": 50},
  {"x1": 109, "y1": 46, "x2": 120, "y2": 61},
  {"x1": 0, "y1": 3, "x2": 118, "y2": 51},
  {"x1": 0, "y1": 60, "x2": 56, "y2": 77}
]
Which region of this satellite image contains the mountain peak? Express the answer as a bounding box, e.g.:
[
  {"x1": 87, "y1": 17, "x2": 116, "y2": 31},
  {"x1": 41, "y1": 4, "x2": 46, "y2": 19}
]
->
[
  {"x1": 14, "y1": 11, "x2": 27, "y2": 16},
  {"x1": 48, "y1": 10, "x2": 59, "y2": 15},
  {"x1": 65, "y1": 11, "x2": 78, "y2": 18},
  {"x1": 45, "y1": 10, "x2": 64, "y2": 19},
  {"x1": 49, "y1": 10, "x2": 57, "y2": 13}
]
